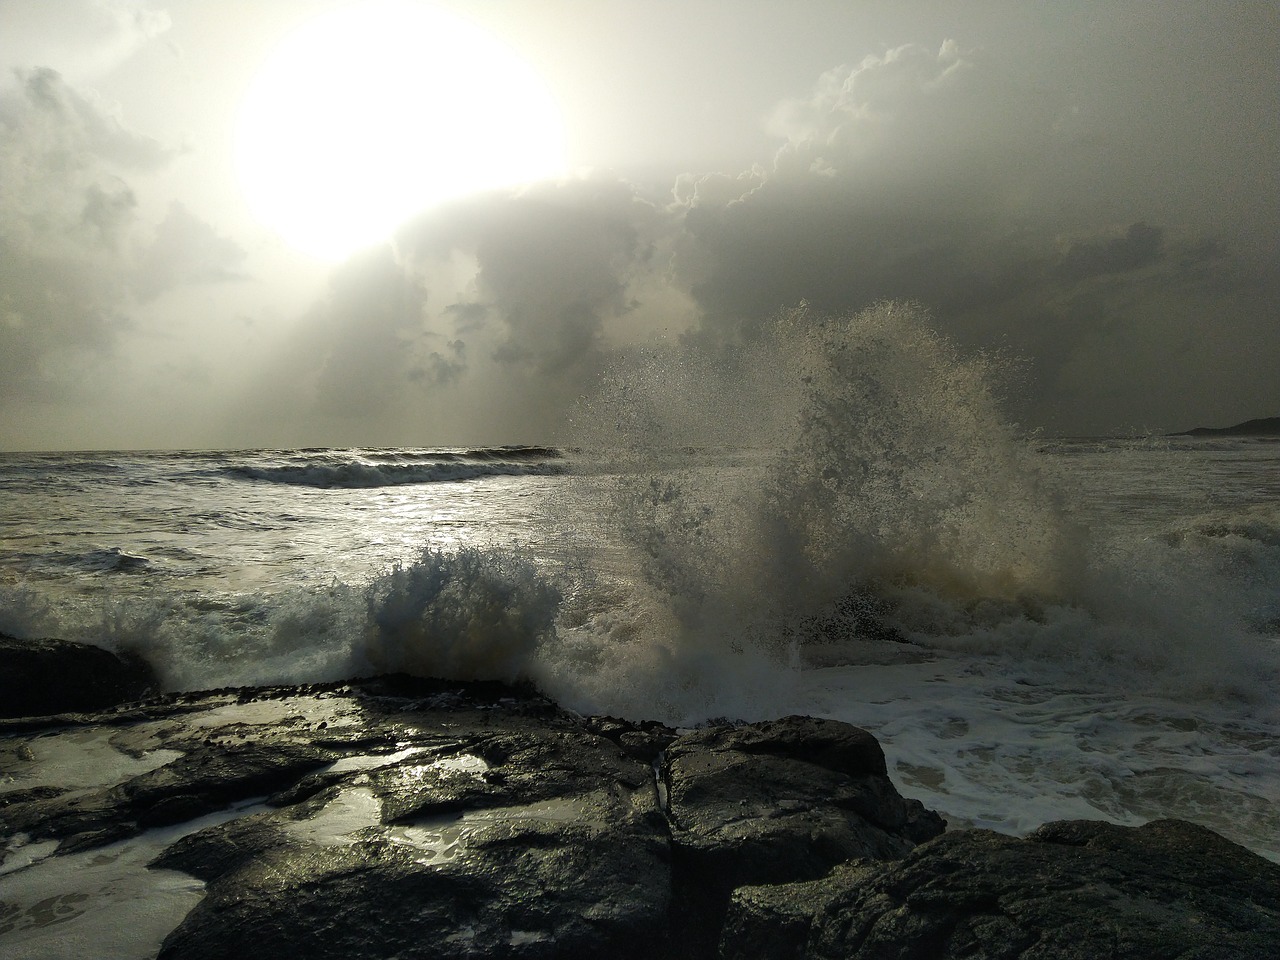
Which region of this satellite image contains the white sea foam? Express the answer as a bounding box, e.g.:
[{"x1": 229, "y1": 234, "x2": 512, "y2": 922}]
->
[
  {"x1": 0, "y1": 802, "x2": 262, "y2": 960},
  {"x1": 362, "y1": 546, "x2": 561, "y2": 683},
  {"x1": 0, "y1": 727, "x2": 182, "y2": 798}
]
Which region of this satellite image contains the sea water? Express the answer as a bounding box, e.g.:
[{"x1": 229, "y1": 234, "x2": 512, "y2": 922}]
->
[{"x1": 1, "y1": 303, "x2": 1277, "y2": 868}]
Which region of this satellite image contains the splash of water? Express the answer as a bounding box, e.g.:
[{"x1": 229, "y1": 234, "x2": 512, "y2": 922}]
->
[
  {"x1": 541, "y1": 300, "x2": 1277, "y2": 717},
  {"x1": 570, "y1": 302, "x2": 1076, "y2": 639},
  {"x1": 363, "y1": 546, "x2": 561, "y2": 683},
  {"x1": 0, "y1": 546, "x2": 561, "y2": 692}
]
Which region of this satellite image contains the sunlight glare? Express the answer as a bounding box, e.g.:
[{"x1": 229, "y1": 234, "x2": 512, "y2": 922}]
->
[{"x1": 236, "y1": 0, "x2": 566, "y2": 261}]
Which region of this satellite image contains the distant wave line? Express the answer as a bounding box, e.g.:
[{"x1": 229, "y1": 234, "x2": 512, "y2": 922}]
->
[{"x1": 226, "y1": 458, "x2": 565, "y2": 489}]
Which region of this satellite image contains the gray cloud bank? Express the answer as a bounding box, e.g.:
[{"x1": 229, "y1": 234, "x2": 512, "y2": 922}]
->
[
  {"x1": 0, "y1": 66, "x2": 244, "y2": 440},
  {"x1": 2, "y1": 13, "x2": 1276, "y2": 447},
  {"x1": 235, "y1": 37, "x2": 1276, "y2": 444}
]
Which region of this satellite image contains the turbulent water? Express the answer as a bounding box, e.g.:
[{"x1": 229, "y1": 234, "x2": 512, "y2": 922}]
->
[{"x1": 2, "y1": 302, "x2": 1278, "y2": 860}]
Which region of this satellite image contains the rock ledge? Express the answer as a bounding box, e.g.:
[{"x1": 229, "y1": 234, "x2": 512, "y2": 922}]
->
[{"x1": 2, "y1": 672, "x2": 1276, "y2": 959}]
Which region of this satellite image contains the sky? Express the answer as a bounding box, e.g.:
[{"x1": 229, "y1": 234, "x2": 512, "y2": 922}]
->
[{"x1": 1, "y1": 0, "x2": 1276, "y2": 450}]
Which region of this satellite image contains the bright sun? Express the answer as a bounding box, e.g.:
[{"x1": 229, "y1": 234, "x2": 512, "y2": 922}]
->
[{"x1": 236, "y1": 0, "x2": 566, "y2": 261}]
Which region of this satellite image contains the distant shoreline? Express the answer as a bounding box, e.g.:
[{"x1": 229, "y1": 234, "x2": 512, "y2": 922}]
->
[{"x1": 1172, "y1": 416, "x2": 1280, "y2": 437}]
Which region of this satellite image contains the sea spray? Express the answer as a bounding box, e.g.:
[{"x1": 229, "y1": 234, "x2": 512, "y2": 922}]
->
[
  {"x1": 570, "y1": 307, "x2": 1065, "y2": 623},
  {"x1": 746, "y1": 301, "x2": 1081, "y2": 616},
  {"x1": 363, "y1": 545, "x2": 560, "y2": 683},
  {"x1": 1, "y1": 303, "x2": 1274, "y2": 714},
  {"x1": 537, "y1": 301, "x2": 1086, "y2": 717},
  {"x1": 540, "y1": 300, "x2": 1280, "y2": 717},
  {"x1": 0, "y1": 546, "x2": 562, "y2": 691}
]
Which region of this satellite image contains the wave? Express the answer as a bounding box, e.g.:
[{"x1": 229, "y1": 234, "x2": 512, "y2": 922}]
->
[
  {"x1": 2, "y1": 546, "x2": 156, "y2": 578},
  {"x1": 226, "y1": 447, "x2": 564, "y2": 489},
  {"x1": 2, "y1": 303, "x2": 1276, "y2": 719},
  {"x1": 549, "y1": 301, "x2": 1280, "y2": 716},
  {"x1": 571, "y1": 301, "x2": 1075, "y2": 635},
  {"x1": 68, "y1": 547, "x2": 153, "y2": 574},
  {"x1": 0, "y1": 546, "x2": 561, "y2": 692}
]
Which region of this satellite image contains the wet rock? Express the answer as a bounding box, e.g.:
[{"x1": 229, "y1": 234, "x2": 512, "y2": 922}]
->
[
  {"x1": 145, "y1": 681, "x2": 677, "y2": 960},
  {"x1": 38, "y1": 676, "x2": 1275, "y2": 959},
  {"x1": 0, "y1": 634, "x2": 157, "y2": 718},
  {"x1": 664, "y1": 715, "x2": 945, "y2": 955},
  {"x1": 156, "y1": 793, "x2": 673, "y2": 960},
  {"x1": 719, "y1": 861, "x2": 877, "y2": 960},
  {"x1": 665, "y1": 717, "x2": 945, "y2": 878},
  {"x1": 743, "y1": 818, "x2": 1280, "y2": 960}
]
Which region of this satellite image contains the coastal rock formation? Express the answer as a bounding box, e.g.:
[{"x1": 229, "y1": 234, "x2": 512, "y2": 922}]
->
[
  {"x1": 0, "y1": 634, "x2": 157, "y2": 719},
  {"x1": 2, "y1": 671, "x2": 1277, "y2": 958},
  {"x1": 0, "y1": 675, "x2": 940, "y2": 959},
  {"x1": 1176, "y1": 415, "x2": 1280, "y2": 437},
  {"x1": 721, "y1": 819, "x2": 1280, "y2": 959},
  {"x1": 665, "y1": 716, "x2": 944, "y2": 956}
]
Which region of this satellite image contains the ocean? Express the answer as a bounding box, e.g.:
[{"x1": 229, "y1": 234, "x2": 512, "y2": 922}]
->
[{"x1": 2, "y1": 305, "x2": 1278, "y2": 865}]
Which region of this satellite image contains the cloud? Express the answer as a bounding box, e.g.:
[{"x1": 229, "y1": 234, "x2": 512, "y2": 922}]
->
[
  {"x1": 247, "y1": 36, "x2": 1277, "y2": 441},
  {"x1": 0, "y1": 68, "x2": 168, "y2": 237},
  {"x1": 668, "y1": 43, "x2": 1061, "y2": 327},
  {"x1": 230, "y1": 30, "x2": 1278, "y2": 443},
  {"x1": 134, "y1": 202, "x2": 247, "y2": 299},
  {"x1": 400, "y1": 178, "x2": 664, "y2": 373},
  {"x1": 0, "y1": 1, "x2": 171, "y2": 87},
  {"x1": 228, "y1": 176, "x2": 692, "y2": 444},
  {"x1": 312, "y1": 246, "x2": 429, "y2": 418},
  {"x1": 0, "y1": 69, "x2": 152, "y2": 398},
  {"x1": 663, "y1": 41, "x2": 1280, "y2": 433},
  {"x1": 766, "y1": 40, "x2": 1057, "y2": 181},
  {"x1": 0, "y1": 69, "x2": 243, "y2": 413},
  {"x1": 1055, "y1": 222, "x2": 1163, "y2": 283}
]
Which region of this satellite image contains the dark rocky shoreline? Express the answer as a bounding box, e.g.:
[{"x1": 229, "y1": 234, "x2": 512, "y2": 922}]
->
[
  {"x1": 1173, "y1": 415, "x2": 1280, "y2": 437},
  {"x1": 2, "y1": 638, "x2": 1278, "y2": 958}
]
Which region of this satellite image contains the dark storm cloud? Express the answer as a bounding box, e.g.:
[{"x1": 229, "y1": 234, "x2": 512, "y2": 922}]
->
[
  {"x1": 250, "y1": 15, "x2": 1278, "y2": 442},
  {"x1": 669, "y1": 42, "x2": 1062, "y2": 328},
  {"x1": 1055, "y1": 223, "x2": 1163, "y2": 284},
  {"x1": 401, "y1": 177, "x2": 661, "y2": 374},
  {"x1": 252, "y1": 178, "x2": 672, "y2": 441},
  {"x1": 0, "y1": 69, "x2": 243, "y2": 404},
  {"x1": 418, "y1": 339, "x2": 466, "y2": 387},
  {"x1": 673, "y1": 43, "x2": 1061, "y2": 316},
  {"x1": 666, "y1": 40, "x2": 1280, "y2": 433}
]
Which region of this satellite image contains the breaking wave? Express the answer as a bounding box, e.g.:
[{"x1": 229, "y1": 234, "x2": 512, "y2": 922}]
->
[
  {"x1": 3, "y1": 301, "x2": 1277, "y2": 861},
  {"x1": 2, "y1": 546, "x2": 563, "y2": 692},
  {"x1": 567, "y1": 301, "x2": 1075, "y2": 632},
  {"x1": 225, "y1": 446, "x2": 563, "y2": 488},
  {"x1": 535, "y1": 301, "x2": 1278, "y2": 717},
  {"x1": 2, "y1": 301, "x2": 1275, "y2": 719}
]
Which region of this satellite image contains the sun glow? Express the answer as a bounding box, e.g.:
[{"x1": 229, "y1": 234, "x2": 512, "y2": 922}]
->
[{"x1": 236, "y1": 0, "x2": 566, "y2": 261}]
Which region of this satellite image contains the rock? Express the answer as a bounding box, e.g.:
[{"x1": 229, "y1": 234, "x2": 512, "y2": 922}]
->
[
  {"x1": 3, "y1": 739, "x2": 339, "y2": 853},
  {"x1": 1176, "y1": 416, "x2": 1280, "y2": 437},
  {"x1": 0, "y1": 634, "x2": 158, "y2": 718},
  {"x1": 0, "y1": 677, "x2": 940, "y2": 959},
  {"x1": 147, "y1": 678, "x2": 677, "y2": 960},
  {"x1": 787, "y1": 819, "x2": 1280, "y2": 960},
  {"x1": 719, "y1": 861, "x2": 877, "y2": 960},
  {"x1": 664, "y1": 716, "x2": 945, "y2": 875},
  {"x1": 156, "y1": 797, "x2": 673, "y2": 960},
  {"x1": 663, "y1": 715, "x2": 945, "y2": 956},
  {"x1": 13, "y1": 674, "x2": 1272, "y2": 960}
]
